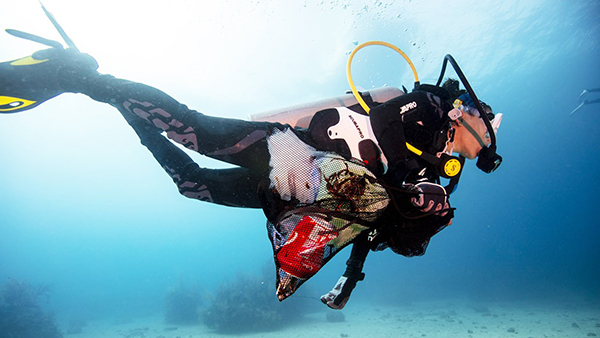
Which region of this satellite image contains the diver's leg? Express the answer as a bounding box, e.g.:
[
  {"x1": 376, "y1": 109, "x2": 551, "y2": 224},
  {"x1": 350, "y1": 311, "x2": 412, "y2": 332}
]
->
[
  {"x1": 73, "y1": 73, "x2": 284, "y2": 176},
  {"x1": 2, "y1": 47, "x2": 284, "y2": 174},
  {"x1": 586, "y1": 98, "x2": 600, "y2": 105},
  {"x1": 122, "y1": 112, "x2": 263, "y2": 208}
]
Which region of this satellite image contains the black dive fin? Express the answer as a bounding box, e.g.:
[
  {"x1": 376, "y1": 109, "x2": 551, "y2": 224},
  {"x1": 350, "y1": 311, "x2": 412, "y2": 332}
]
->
[
  {"x1": 0, "y1": 2, "x2": 83, "y2": 113},
  {"x1": 570, "y1": 101, "x2": 585, "y2": 116},
  {"x1": 0, "y1": 52, "x2": 66, "y2": 113},
  {"x1": 1, "y1": 27, "x2": 65, "y2": 113},
  {"x1": 4, "y1": 1, "x2": 78, "y2": 51},
  {"x1": 39, "y1": 1, "x2": 79, "y2": 51},
  {"x1": 5, "y1": 29, "x2": 63, "y2": 49}
]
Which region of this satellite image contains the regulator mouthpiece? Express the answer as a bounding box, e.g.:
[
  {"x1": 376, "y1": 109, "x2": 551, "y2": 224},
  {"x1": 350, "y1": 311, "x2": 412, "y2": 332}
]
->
[{"x1": 476, "y1": 145, "x2": 502, "y2": 173}]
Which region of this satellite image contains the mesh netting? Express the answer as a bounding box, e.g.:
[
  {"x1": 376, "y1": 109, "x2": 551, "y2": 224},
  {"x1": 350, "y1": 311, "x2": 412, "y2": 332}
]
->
[{"x1": 265, "y1": 128, "x2": 389, "y2": 300}]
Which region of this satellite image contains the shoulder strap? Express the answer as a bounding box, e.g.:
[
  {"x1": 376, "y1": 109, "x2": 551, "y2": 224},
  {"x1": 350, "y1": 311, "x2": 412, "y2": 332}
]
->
[{"x1": 414, "y1": 83, "x2": 451, "y2": 101}]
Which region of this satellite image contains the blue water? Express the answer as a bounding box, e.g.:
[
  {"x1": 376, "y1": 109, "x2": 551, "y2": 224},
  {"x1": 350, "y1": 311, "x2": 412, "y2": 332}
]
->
[{"x1": 1, "y1": 0, "x2": 599, "y2": 337}]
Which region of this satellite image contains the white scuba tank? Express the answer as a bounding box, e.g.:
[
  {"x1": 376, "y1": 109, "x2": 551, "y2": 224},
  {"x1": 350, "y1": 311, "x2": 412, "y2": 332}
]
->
[
  {"x1": 249, "y1": 87, "x2": 404, "y2": 174},
  {"x1": 249, "y1": 86, "x2": 403, "y2": 128}
]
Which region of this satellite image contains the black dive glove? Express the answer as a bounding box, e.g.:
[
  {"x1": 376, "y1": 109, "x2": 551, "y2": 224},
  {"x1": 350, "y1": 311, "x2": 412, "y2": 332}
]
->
[
  {"x1": 320, "y1": 256, "x2": 366, "y2": 310},
  {"x1": 320, "y1": 274, "x2": 364, "y2": 310},
  {"x1": 408, "y1": 181, "x2": 449, "y2": 215}
]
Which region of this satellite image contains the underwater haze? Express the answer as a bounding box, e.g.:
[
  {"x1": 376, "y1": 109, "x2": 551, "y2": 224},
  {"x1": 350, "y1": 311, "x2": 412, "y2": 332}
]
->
[{"x1": 1, "y1": 0, "x2": 599, "y2": 337}]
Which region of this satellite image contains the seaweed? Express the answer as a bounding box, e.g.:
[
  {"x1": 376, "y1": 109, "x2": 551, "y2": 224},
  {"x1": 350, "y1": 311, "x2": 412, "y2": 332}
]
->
[
  {"x1": 164, "y1": 278, "x2": 204, "y2": 325},
  {"x1": 202, "y1": 267, "x2": 310, "y2": 333},
  {"x1": 0, "y1": 278, "x2": 63, "y2": 338}
]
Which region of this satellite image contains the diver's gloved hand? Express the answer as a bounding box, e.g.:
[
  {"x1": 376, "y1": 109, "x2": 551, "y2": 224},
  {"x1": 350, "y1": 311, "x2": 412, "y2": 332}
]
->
[
  {"x1": 320, "y1": 275, "x2": 362, "y2": 310},
  {"x1": 408, "y1": 182, "x2": 448, "y2": 215},
  {"x1": 0, "y1": 47, "x2": 98, "y2": 113}
]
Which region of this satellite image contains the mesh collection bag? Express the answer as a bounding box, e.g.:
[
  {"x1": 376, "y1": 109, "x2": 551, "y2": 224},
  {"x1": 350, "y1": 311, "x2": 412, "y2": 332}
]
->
[{"x1": 265, "y1": 128, "x2": 390, "y2": 300}]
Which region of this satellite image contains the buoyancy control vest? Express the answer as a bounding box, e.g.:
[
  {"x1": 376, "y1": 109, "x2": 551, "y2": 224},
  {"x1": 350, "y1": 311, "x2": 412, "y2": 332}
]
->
[
  {"x1": 251, "y1": 86, "x2": 456, "y2": 182},
  {"x1": 254, "y1": 87, "x2": 456, "y2": 261}
]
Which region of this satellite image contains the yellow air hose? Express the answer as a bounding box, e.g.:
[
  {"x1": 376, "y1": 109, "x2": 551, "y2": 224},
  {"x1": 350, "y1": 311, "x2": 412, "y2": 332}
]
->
[
  {"x1": 346, "y1": 41, "x2": 461, "y2": 178},
  {"x1": 346, "y1": 40, "x2": 419, "y2": 114},
  {"x1": 346, "y1": 41, "x2": 423, "y2": 155}
]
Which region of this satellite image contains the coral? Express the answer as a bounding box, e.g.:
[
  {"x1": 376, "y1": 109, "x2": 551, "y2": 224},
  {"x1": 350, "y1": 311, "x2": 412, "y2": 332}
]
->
[
  {"x1": 164, "y1": 279, "x2": 204, "y2": 325},
  {"x1": 203, "y1": 267, "x2": 310, "y2": 333},
  {"x1": 0, "y1": 278, "x2": 63, "y2": 338}
]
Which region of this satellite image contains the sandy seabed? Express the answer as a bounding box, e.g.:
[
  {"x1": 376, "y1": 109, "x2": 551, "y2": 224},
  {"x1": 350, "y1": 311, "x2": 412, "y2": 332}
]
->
[{"x1": 63, "y1": 298, "x2": 600, "y2": 338}]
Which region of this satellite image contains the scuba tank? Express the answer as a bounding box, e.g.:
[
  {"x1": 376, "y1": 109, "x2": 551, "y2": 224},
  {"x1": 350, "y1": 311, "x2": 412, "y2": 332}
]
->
[
  {"x1": 249, "y1": 86, "x2": 404, "y2": 175},
  {"x1": 249, "y1": 86, "x2": 403, "y2": 128},
  {"x1": 250, "y1": 87, "x2": 402, "y2": 175}
]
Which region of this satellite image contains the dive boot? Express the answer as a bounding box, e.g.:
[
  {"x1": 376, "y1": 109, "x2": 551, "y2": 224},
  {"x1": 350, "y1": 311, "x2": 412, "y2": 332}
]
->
[{"x1": 0, "y1": 47, "x2": 98, "y2": 113}]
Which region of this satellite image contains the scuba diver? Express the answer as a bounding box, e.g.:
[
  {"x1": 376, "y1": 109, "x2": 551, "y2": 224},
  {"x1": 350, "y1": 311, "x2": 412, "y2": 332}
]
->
[
  {"x1": 0, "y1": 27, "x2": 503, "y2": 310},
  {"x1": 570, "y1": 88, "x2": 600, "y2": 115}
]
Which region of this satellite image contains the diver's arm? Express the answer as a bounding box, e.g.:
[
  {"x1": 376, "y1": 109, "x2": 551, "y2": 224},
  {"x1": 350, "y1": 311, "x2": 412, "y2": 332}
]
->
[
  {"x1": 320, "y1": 234, "x2": 370, "y2": 309},
  {"x1": 22, "y1": 48, "x2": 277, "y2": 173}
]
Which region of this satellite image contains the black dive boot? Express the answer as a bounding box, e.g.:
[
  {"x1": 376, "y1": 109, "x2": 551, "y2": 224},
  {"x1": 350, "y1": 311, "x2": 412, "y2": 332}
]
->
[{"x1": 0, "y1": 47, "x2": 98, "y2": 113}]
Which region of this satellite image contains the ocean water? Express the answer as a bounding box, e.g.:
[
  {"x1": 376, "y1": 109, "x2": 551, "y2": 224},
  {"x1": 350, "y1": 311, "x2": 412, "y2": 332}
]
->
[{"x1": 0, "y1": 0, "x2": 599, "y2": 337}]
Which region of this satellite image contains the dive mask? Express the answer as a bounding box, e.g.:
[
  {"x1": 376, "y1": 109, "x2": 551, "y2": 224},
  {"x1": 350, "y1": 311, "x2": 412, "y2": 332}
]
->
[
  {"x1": 454, "y1": 94, "x2": 495, "y2": 121},
  {"x1": 454, "y1": 95, "x2": 504, "y2": 173},
  {"x1": 484, "y1": 113, "x2": 503, "y2": 144}
]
